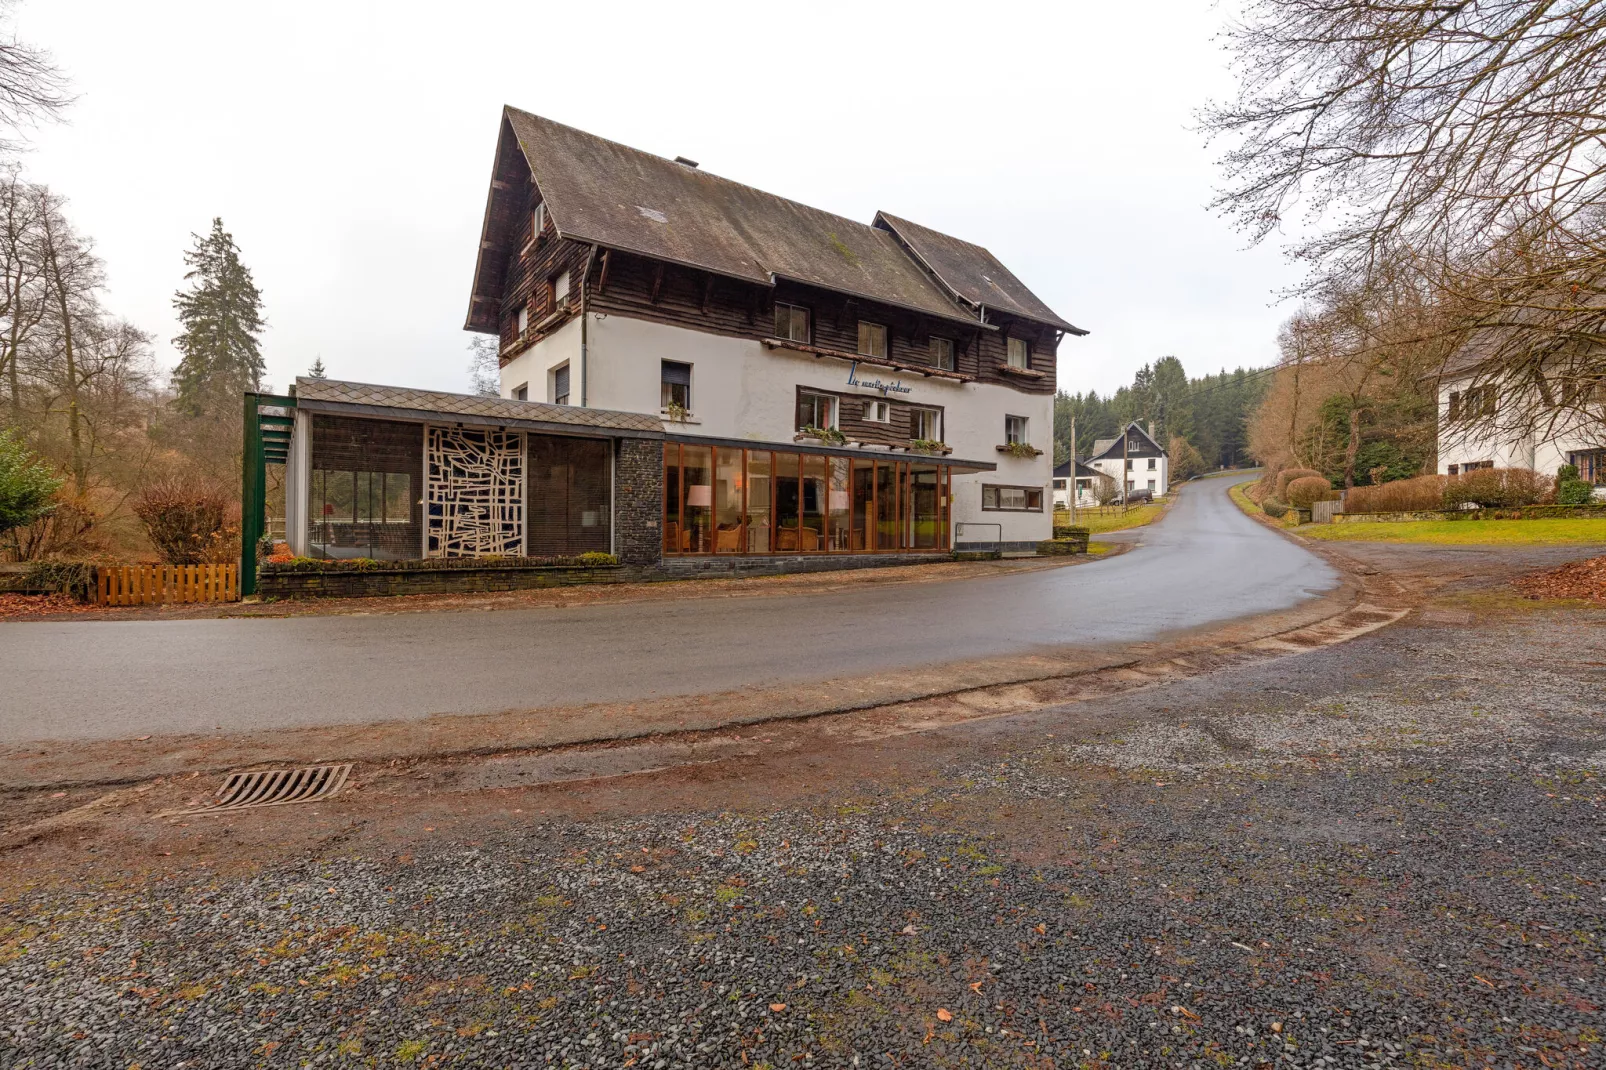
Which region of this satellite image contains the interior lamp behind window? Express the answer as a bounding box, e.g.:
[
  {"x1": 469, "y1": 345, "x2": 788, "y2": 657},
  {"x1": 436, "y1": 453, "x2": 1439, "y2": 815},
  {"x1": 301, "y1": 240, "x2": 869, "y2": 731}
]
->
[{"x1": 687, "y1": 485, "x2": 712, "y2": 507}]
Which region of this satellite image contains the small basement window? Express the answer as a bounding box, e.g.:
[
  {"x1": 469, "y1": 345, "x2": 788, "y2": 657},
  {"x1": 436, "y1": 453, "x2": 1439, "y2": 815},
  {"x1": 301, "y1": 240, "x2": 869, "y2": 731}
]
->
[
  {"x1": 858, "y1": 321, "x2": 887, "y2": 359},
  {"x1": 774, "y1": 303, "x2": 810, "y2": 343},
  {"x1": 661, "y1": 360, "x2": 691, "y2": 411}
]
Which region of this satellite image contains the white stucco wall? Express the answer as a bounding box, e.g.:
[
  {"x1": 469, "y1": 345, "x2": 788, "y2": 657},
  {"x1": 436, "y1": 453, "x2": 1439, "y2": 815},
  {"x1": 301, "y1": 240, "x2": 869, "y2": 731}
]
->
[
  {"x1": 1435, "y1": 379, "x2": 1604, "y2": 476},
  {"x1": 506, "y1": 311, "x2": 1054, "y2": 545},
  {"x1": 1089, "y1": 455, "x2": 1167, "y2": 498}
]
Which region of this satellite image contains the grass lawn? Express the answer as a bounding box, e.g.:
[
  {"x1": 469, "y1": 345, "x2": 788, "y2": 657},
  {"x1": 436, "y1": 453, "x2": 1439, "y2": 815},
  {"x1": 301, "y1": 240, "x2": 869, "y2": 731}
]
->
[
  {"x1": 1299, "y1": 518, "x2": 1606, "y2": 545},
  {"x1": 1055, "y1": 502, "x2": 1166, "y2": 534},
  {"x1": 1227, "y1": 479, "x2": 1298, "y2": 528}
]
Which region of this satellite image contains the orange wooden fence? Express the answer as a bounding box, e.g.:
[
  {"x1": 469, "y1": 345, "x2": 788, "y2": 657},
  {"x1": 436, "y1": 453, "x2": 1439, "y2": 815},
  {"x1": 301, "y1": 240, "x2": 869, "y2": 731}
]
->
[{"x1": 96, "y1": 564, "x2": 239, "y2": 606}]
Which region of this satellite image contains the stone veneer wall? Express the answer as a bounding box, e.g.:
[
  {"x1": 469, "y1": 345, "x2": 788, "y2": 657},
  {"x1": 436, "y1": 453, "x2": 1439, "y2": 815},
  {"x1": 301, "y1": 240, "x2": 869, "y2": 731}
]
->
[
  {"x1": 259, "y1": 565, "x2": 646, "y2": 600},
  {"x1": 614, "y1": 437, "x2": 664, "y2": 567}
]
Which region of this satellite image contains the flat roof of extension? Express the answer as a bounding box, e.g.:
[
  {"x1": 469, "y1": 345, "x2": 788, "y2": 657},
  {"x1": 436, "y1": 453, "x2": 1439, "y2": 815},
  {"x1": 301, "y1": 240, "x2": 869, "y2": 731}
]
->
[{"x1": 293, "y1": 377, "x2": 665, "y2": 438}]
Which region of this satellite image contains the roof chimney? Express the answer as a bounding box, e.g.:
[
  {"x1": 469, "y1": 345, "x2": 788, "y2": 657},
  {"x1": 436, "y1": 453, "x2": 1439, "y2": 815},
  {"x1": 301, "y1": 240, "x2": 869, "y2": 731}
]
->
[
  {"x1": 674, "y1": 156, "x2": 699, "y2": 169},
  {"x1": 1147, "y1": 420, "x2": 1155, "y2": 440}
]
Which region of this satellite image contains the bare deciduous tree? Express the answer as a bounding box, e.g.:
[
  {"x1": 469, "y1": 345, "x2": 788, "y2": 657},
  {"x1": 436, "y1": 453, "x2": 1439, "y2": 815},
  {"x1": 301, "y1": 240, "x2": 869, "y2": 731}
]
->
[
  {"x1": 1204, "y1": 1, "x2": 1606, "y2": 439},
  {"x1": 0, "y1": 0, "x2": 70, "y2": 150}
]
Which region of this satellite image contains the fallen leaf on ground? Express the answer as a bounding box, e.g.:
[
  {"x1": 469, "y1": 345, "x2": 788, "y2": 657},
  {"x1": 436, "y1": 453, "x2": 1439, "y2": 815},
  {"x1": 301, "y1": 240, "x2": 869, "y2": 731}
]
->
[
  {"x1": 769, "y1": 1003, "x2": 786, "y2": 1012},
  {"x1": 936, "y1": 1008, "x2": 953, "y2": 1022}
]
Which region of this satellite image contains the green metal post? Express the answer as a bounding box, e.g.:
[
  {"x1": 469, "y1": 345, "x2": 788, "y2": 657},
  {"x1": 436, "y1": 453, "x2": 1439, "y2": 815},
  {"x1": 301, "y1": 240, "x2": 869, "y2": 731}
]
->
[{"x1": 241, "y1": 391, "x2": 263, "y2": 598}]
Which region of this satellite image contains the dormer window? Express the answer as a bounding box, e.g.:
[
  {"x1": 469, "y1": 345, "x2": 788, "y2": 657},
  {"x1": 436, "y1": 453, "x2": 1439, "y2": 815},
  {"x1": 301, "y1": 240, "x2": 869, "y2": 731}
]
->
[
  {"x1": 1007, "y1": 337, "x2": 1029, "y2": 369},
  {"x1": 858, "y1": 321, "x2": 887, "y2": 359}
]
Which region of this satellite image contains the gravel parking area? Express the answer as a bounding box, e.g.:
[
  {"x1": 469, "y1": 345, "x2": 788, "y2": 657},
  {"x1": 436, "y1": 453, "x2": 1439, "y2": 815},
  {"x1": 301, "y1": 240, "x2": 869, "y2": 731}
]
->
[{"x1": 2, "y1": 602, "x2": 1602, "y2": 1068}]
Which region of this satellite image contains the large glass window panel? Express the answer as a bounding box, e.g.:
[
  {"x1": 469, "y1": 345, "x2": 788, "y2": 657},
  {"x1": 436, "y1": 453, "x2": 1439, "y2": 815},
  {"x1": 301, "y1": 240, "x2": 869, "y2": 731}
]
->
[
  {"x1": 875, "y1": 462, "x2": 899, "y2": 550},
  {"x1": 801, "y1": 454, "x2": 827, "y2": 551},
  {"x1": 910, "y1": 465, "x2": 939, "y2": 548},
  {"x1": 715, "y1": 447, "x2": 744, "y2": 553},
  {"x1": 773, "y1": 452, "x2": 801, "y2": 552},
  {"x1": 745, "y1": 451, "x2": 772, "y2": 553},
  {"x1": 307, "y1": 414, "x2": 422, "y2": 560},
  {"x1": 681, "y1": 444, "x2": 712, "y2": 553},
  {"x1": 663, "y1": 443, "x2": 681, "y2": 554},
  {"x1": 827, "y1": 458, "x2": 851, "y2": 551},
  {"x1": 851, "y1": 461, "x2": 874, "y2": 552}
]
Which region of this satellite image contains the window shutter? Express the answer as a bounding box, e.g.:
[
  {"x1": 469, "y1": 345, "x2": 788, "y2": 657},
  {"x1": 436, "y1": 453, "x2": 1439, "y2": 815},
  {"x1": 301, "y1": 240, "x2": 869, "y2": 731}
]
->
[
  {"x1": 527, "y1": 435, "x2": 611, "y2": 556},
  {"x1": 662, "y1": 361, "x2": 692, "y2": 388},
  {"x1": 554, "y1": 364, "x2": 570, "y2": 401}
]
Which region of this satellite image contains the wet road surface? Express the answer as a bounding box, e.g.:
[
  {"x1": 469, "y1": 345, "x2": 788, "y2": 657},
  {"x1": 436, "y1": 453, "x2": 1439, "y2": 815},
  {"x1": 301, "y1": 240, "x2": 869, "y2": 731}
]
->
[{"x1": 0, "y1": 474, "x2": 1337, "y2": 741}]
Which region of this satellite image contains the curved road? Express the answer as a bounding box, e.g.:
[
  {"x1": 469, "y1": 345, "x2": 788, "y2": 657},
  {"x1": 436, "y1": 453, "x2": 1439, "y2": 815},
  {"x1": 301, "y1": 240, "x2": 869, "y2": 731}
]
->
[{"x1": 0, "y1": 475, "x2": 1337, "y2": 742}]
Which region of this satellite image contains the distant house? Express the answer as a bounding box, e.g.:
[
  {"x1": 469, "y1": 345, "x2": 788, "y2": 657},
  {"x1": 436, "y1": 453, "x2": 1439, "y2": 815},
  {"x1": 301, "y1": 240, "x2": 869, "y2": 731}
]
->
[
  {"x1": 1086, "y1": 422, "x2": 1168, "y2": 498},
  {"x1": 1051, "y1": 458, "x2": 1103, "y2": 509}
]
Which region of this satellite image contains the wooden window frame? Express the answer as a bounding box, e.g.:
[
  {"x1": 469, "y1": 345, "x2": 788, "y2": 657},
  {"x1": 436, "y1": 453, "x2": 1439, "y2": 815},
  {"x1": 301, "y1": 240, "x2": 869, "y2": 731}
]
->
[
  {"x1": 1005, "y1": 414, "x2": 1028, "y2": 446},
  {"x1": 981, "y1": 483, "x2": 1044, "y2": 512},
  {"x1": 661, "y1": 360, "x2": 692, "y2": 412},
  {"x1": 1006, "y1": 336, "x2": 1030, "y2": 370},
  {"x1": 774, "y1": 302, "x2": 811, "y2": 344},
  {"x1": 858, "y1": 321, "x2": 888, "y2": 359},
  {"x1": 797, "y1": 390, "x2": 839, "y2": 431},
  {"x1": 910, "y1": 406, "x2": 942, "y2": 442},
  {"x1": 930, "y1": 336, "x2": 954, "y2": 371}
]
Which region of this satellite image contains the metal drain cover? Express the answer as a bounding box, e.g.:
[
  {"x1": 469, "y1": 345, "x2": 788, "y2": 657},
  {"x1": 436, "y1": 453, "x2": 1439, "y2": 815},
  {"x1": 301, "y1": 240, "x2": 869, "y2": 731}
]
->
[{"x1": 184, "y1": 764, "x2": 352, "y2": 815}]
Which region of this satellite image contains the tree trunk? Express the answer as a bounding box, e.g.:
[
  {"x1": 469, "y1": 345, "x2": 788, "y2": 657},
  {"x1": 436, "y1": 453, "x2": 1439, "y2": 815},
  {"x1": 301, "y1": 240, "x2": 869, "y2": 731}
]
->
[
  {"x1": 45, "y1": 238, "x2": 83, "y2": 490},
  {"x1": 1343, "y1": 405, "x2": 1363, "y2": 490}
]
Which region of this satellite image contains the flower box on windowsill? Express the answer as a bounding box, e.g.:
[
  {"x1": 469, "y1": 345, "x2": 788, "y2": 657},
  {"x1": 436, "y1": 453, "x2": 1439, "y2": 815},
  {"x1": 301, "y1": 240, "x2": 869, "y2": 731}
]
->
[
  {"x1": 660, "y1": 409, "x2": 699, "y2": 426},
  {"x1": 906, "y1": 440, "x2": 953, "y2": 455},
  {"x1": 794, "y1": 428, "x2": 847, "y2": 447},
  {"x1": 996, "y1": 443, "x2": 1044, "y2": 458}
]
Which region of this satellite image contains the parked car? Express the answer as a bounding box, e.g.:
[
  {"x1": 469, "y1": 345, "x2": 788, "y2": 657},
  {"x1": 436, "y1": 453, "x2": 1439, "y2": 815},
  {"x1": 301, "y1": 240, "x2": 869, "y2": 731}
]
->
[{"x1": 1117, "y1": 488, "x2": 1155, "y2": 504}]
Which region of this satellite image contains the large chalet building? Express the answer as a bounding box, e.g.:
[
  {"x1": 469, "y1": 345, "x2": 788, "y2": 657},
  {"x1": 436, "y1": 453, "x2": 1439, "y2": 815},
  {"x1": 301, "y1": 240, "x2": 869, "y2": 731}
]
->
[{"x1": 278, "y1": 107, "x2": 1081, "y2": 575}]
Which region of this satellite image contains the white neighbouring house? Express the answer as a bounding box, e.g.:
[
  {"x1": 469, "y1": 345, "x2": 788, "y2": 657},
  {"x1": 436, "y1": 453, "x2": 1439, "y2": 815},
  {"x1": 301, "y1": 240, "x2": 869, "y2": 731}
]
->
[
  {"x1": 1051, "y1": 458, "x2": 1105, "y2": 509},
  {"x1": 1084, "y1": 422, "x2": 1168, "y2": 498},
  {"x1": 1436, "y1": 373, "x2": 1606, "y2": 490}
]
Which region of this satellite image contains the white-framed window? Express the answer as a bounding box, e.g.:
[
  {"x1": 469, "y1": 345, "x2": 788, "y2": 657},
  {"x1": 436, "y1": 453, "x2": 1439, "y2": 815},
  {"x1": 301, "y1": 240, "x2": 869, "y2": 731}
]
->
[
  {"x1": 533, "y1": 202, "x2": 547, "y2": 239},
  {"x1": 551, "y1": 363, "x2": 571, "y2": 406},
  {"x1": 1147, "y1": 479, "x2": 1156, "y2": 491},
  {"x1": 553, "y1": 270, "x2": 571, "y2": 309},
  {"x1": 774, "y1": 302, "x2": 810, "y2": 343},
  {"x1": 981, "y1": 484, "x2": 1044, "y2": 512},
  {"x1": 911, "y1": 407, "x2": 941, "y2": 441},
  {"x1": 1007, "y1": 336, "x2": 1029, "y2": 369},
  {"x1": 516, "y1": 306, "x2": 528, "y2": 335},
  {"x1": 1005, "y1": 414, "x2": 1028, "y2": 446},
  {"x1": 797, "y1": 390, "x2": 838, "y2": 431},
  {"x1": 513, "y1": 383, "x2": 528, "y2": 402},
  {"x1": 863, "y1": 399, "x2": 891, "y2": 423},
  {"x1": 858, "y1": 321, "x2": 887, "y2": 359},
  {"x1": 661, "y1": 360, "x2": 691, "y2": 411},
  {"x1": 930, "y1": 337, "x2": 954, "y2": 371}
]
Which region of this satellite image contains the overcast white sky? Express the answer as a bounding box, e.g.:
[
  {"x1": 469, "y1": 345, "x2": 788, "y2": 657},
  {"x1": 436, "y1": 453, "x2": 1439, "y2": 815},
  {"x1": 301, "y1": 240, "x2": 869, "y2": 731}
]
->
[{"x1": 14, "y1": 0, "x2": 1297, "y2": 399}]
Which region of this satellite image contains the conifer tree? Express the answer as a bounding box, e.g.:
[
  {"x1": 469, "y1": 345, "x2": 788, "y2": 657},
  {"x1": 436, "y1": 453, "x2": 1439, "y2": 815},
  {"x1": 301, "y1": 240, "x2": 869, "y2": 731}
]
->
[
  {"x1": 307, "y1": 356, "x2": 325, "y2": 378},
  {"x1": 170, "y1": 218, "x2": 264, "y2": 416}
]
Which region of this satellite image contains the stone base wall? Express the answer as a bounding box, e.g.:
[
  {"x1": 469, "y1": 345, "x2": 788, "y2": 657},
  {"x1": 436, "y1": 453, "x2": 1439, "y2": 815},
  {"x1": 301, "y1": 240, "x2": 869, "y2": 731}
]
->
[
  {"x1": 259, "y1": 565, "x2": 643, "y2": 600},
  {"x1": 658, "y1": 552, "x2": 949, "y2": 579},
  {"x1": 1335, "y1": 505, "x2": 1606, "y2": 523}
]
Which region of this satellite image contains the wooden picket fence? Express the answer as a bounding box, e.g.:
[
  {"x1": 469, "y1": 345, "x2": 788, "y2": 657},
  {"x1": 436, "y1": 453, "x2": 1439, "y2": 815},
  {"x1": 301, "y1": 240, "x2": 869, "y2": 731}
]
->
[{"x1": 96, "y1": 564, "x2": 239, "y2": 606}]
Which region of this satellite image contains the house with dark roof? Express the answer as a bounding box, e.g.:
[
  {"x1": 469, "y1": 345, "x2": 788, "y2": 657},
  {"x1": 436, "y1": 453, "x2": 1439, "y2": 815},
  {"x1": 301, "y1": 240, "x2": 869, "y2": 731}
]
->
[
  {"x1": 259, "y1": 107, "x2": 1083, "y2": 592},
  {"x1": 468, "y1": 107, "x2": 1082, "y2": 557},
  {"x1": 1051, "y1": 458, "x2": 1106, "y2": 509},
  {"x1": 1085, "y1": 422, "x2": 1168, "y2": 499}
]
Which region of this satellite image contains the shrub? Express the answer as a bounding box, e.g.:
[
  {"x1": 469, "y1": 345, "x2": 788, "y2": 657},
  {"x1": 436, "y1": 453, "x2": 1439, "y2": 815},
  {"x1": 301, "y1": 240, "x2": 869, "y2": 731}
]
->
[
  {"x1": 1261, "y1": 498, "x2": 1290, "y2": 518},
  {"x1": 134, "y1": 476, "x2": 233, "y2": 565},
  {"x1": 5, "y1": 493, "x2": 100, "y2": 562},
  {"x1": 1168, "y1": 436, "x2": 1206, "y2": 482},
  {"x1": 577, "y1": 551, "x2": 618, "y2": 567},
  {"x1": 1276, "y1": 467, "x2": 1324, "y2": 499},
  {"x1": 0, "y1": 430, "x2": 63, "y2": 548},
  {"x1": 1557, "y1": 477, "x2": 1595, "y2": 505},
  {"x1": 1286, "y1": 476, "x2": 1336, "y2": 510},
  {"x1": 1343, "y1": 474, "x2": 1447, "y2": 513},
  {"x1": 1442, "y1": 467, "x2": 1548, "y2": 509},
  {"x1": 23, "y1": 560, "x2": 96, "y2": 600}
]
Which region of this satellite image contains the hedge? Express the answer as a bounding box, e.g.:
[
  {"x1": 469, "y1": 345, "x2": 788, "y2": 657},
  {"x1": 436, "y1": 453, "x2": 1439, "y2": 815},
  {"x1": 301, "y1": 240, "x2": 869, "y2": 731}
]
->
[{"x1": 262, "y1": 552, "x2": 618, "y2": 574}]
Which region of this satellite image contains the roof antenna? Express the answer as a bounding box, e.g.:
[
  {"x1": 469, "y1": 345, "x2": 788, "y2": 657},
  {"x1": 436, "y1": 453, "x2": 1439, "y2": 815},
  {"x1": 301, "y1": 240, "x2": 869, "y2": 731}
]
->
[{"x1": 674, "y1": 156, "x2": 699, "y2": 169}]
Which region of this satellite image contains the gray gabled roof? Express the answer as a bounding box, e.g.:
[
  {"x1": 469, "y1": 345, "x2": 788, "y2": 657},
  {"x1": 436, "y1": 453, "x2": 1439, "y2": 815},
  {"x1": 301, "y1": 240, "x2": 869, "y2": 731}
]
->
[
  {"x1": 293, "y1": 377, "x2": 664, "y2": 437},
  {"x1": 1090, "y1": 437, "x2": 1117, "y2": 457},
  {"x1": 874, "y1": 212, "x2": 1082, "y2": 334},
  {"x1": 1052, "y1": 457, "x2": 1101, "y2": 478},
  {"x1": 1088, "y1": 422, "x2": 1166, "y2": 461},
  {"x1": 486, "y1": 108, "x2": 1069, "y2": 331}
]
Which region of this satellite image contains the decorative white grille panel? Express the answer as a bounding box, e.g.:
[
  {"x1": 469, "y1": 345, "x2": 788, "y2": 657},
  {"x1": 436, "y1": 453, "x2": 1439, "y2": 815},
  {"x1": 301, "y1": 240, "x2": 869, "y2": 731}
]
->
[{"x1": 425, "y1": 425, "x2": 525, "y2": 556}]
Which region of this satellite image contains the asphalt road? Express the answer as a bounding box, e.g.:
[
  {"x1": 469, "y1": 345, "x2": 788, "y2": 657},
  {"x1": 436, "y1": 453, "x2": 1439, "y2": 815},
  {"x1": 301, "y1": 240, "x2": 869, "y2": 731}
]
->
[{"x1": 0, "y1": 474, "x2": 1337, "y2": 742}]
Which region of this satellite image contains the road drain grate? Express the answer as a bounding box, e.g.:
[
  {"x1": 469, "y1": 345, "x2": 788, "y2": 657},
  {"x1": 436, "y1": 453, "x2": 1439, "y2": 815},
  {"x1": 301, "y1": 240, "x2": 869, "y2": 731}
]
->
[{"x1": 190, "y1": 764, "x2": 352, "y2": 814}]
